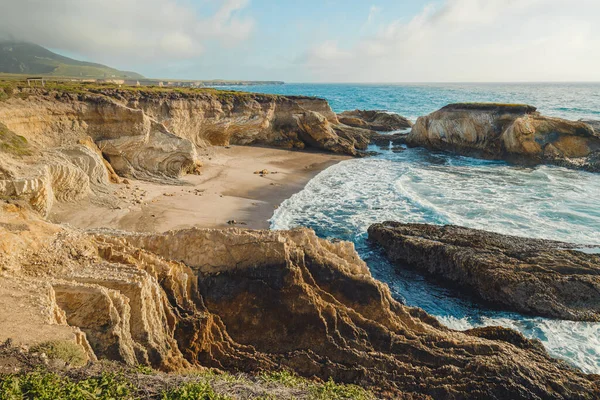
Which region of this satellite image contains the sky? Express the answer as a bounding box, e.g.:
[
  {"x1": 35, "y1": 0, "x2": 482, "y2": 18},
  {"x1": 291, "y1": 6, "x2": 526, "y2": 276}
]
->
[{"x1": 1, "y1": 0, "x2": 599, "y2": 82}]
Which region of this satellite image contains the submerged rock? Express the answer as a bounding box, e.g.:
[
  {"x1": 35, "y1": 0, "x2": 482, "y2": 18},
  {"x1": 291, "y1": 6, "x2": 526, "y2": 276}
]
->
[
  {"x1": 368, "y1": 221, "x2": 600, "y2": 321},
  {"x1": 407, "y1": 103, "x2": 600, "y2": 172},
  {"x1": 1, "y1": 206, "x2": 599, "y2": 398},
  {"x1": 338, "y1": 109, "x2": 412, "y2": 131}
]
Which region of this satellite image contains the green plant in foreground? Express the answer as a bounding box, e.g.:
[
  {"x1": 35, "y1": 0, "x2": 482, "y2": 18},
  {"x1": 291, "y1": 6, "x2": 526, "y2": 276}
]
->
[
  {"x1": 161, "y1": 381, "x2": 231, "y2": 400},
  {"x1": 132, "y1": 364, "x2": 155, "y2": 375},
  {"x1": 31, "y1": 340, "x2": 87, "y2": 367},
  {"x1": 309, "y1": 378, "x2": 374, "y2": 400},
  {"x1": 258, "y1": 370, "x2": 307, "y2": 388},
  {"x1": 0, "y1": 370, "x2": 133, "y2": 400}
]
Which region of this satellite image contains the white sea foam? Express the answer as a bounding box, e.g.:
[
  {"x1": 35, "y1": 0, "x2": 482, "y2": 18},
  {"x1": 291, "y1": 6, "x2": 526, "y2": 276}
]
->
[{"x1": 270, "y1": 147, "x2": 600, "y2": 373}]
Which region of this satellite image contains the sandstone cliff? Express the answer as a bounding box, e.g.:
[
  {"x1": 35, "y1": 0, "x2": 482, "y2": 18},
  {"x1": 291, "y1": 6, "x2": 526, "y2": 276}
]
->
[
  {"x1": 406, "y1": 103, "x2": 600, "y2": 171},
  {"x1": 368, "y1": 222, "x2": 600, "y2": 321},
  {"x1": 1, "y1": 204, "x2": 598, "y2": 399},
  {"x1": 0, "y1": 84, "x2": 375, "y2": 217}
]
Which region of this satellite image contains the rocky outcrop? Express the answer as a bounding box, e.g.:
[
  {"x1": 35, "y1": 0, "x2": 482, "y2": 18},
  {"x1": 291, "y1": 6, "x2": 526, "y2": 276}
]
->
[
  {"x1": 2, "y1": 205, "x2": 599, "y2": 398},
  {"x1": 0, "y1": 93, "x2": 198, "y2": 181},
  {"x1": 407, "y1": 103, "x2": 600, "y2": 171},
  {"x1": 338, "y1": 109, "x2": 412, "y2": 131},
  {"x1": 368, "y1": 221, "x2": 600, "y2": 321},
  {"x1": 92, "y1": 89, "x2": 374, "y2": 155},
  {"x1": 0, "y1": 132, "x2": 114, "y2": 216}
]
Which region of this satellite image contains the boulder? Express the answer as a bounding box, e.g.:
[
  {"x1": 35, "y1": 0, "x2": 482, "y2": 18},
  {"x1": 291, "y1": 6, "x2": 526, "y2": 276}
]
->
[
  {"x1": 368, "y1": 221, "x2": 600, "y2": 321},
  {"x1": 338, "y1": 110, "x2": 412, "y2": 131},
  {"x1": 407, "y1": 103, "x2": 600, "y2": 171}
]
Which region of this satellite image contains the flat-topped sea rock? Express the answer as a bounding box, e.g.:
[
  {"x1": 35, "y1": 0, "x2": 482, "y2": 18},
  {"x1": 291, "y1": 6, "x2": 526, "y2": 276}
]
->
[
  {"x1": 406, "y1": 102, "x2": 600, "y2": 172},
  {"x1": 368, "y1": 221, "x2": 600, "y2": 321}
]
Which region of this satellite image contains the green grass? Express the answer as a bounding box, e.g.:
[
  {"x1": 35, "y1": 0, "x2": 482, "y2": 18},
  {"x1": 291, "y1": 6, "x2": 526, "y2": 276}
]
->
[
  {"x1": 0, "y1": 123, "x2": 31, "y2": 156},
  {"x1": 0, "y1": 368, "x2": 376, "y2": 400},
  {"x1": 309, "y1": 378, "x2": 373, "y2": 400},
  {"x1": 161, "y1": 382, "x2": 232, "y2": 400},
  {"x1": 258, "y1": 370, "x2": 374, "y2": 400},
  {"x1": 0, "y1": 79, "x2": 283, "y2": 103},
  {"x1": 258, "y1": 370, "x2": 307, "y2": 387},
  {"x1": 0, "y1": 370, "x2": 133, "y2": 400}
]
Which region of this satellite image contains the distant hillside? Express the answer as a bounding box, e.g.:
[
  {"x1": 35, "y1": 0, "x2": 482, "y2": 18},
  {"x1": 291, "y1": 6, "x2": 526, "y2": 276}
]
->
[{"x1": 0, "y1": 41, "x2": 144, "y2": 79}]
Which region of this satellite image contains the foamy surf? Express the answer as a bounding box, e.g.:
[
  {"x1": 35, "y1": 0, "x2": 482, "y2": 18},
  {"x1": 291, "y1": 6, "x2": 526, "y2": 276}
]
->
[{"x1": 270, "y1": 146, "x2": 600, "y2": 374}]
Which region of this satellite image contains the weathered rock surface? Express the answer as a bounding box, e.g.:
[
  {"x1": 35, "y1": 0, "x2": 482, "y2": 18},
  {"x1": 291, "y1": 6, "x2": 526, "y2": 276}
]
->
[
  {"x1": 0, "y1": 92, "x2": 198, "y2": 181},
  {"x1": 338, "y1": 109, "x2": 412, "y2": 131},
  {"x1": 0, "y1": 86, "x2": 378, "y2": 217},
  {"x1": 407, "y1": 103, "x2": 600, "y2": 171},
  {"x1": 97, "y1": 89, "x2": 374, "y2": 156},
  {"x1": 368, "y1": 221, "x2": 600, "y2": 321},
  {"x1": 1, "y1": 205, "x2": 599, "y2": 398}
]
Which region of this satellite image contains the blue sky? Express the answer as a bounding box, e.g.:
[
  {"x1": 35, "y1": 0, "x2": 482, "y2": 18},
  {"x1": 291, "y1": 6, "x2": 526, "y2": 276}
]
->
[{"x1": 2, "y1": 0, "x2": 600, "y2": 82}]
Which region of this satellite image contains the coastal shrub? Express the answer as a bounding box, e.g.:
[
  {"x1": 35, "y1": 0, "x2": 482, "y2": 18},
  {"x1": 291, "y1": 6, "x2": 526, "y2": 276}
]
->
[
  {"x1": 258, "y1": 370, "x2": 306, "y2": 387},
  {"x1": 0, "y1": 370, "x2": 132, "y2": 400},
  {"x1": 161, "y1": 381, "x2": 231, "y2": 400},
  {"x1": 30, "y1": 340, "x2": 87, "y2": 367},
  {"x1": 309, "y1": 378, "x2": 374, "y2": 400},
  {"x1": 132, "y1": 364, "x2": 154, "y2": 375}
]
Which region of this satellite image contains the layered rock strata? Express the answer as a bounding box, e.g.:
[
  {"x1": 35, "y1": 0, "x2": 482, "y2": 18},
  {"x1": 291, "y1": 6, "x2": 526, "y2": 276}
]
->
[
  {"x1": 1, "y1": 205, "x2": 598, "y2": 399},
  {"x1": 407, "y1": 103, "x2": 600, "y2": 171},
  {"x1": 368, "y1": 221, "x2": 600, "y2": 321},
  {"x1": 81, "y1": 89, "x2": 375, "y2": 155},
  {"x1": 0, "y1": 86, "x2": 377, "y2": 216}
]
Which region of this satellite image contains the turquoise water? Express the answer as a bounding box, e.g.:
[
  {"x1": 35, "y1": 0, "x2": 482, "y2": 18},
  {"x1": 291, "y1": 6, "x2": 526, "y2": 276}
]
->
[
  {"x1": 225, "y1": 82, "x2": 600, "y2": 121},
  {"x1": 235, "y1": 83, "x2": 600, "y2": 373}
]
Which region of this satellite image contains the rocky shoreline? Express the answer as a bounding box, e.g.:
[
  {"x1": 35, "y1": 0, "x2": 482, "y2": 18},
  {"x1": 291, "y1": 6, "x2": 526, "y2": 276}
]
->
[
  {"x1": 368, "y1": 222, "x2": 600, "y2": 322},
  {"x1": 406, "y1": 103, "x2": 600, "y2": 172},
  {"x1": 1, "y1": 82, "x2": 600, "y2": 398}
]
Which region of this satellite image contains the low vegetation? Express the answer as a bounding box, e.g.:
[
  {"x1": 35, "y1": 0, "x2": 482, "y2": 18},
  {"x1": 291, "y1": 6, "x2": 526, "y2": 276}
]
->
[
  {"x1": 0, "y1": 123, "x2": 31, "y2": 156},
  {"x1": 0, "y1": 366, "x2": 376, "y2": 399},
  {"x1": 0, "y1": 370, "x2": 133, "y2": 400},
  {"x1": 30, "y1": 341, "x2": 88, "y2": 367},
  {"x1": 0, "y1": 79, "x2": 276, "y2": 102}
]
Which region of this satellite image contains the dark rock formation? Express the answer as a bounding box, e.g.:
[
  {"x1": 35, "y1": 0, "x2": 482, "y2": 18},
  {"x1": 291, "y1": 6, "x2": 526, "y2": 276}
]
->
[
  {"x1": 407, "y1": 103, "x2": 600, "y2": 172},
  {"x1": 370, "y1": 132, "x2": 408, "y2": 146},
  {"x1": 581, "y1": 119, "x2": 600, "y2": 134},
  {"x1": 368, "y1": 221, "x2": 600, "y2": 321},
  {"x1": 338, "y1": 109, "x2": 412, "y2": 131}
]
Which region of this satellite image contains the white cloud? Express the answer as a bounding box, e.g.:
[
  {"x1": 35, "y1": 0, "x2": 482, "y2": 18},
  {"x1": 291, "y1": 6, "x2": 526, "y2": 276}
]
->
[
  {"x1": 0, "y1": 0, "x2": 254, "y2": 61},
  {"x1": 366, "y1": 5, "x2": 382, "y2": 26},
  {"x1": 303, "y1": 0, "x2": 600, "y2": 82}
]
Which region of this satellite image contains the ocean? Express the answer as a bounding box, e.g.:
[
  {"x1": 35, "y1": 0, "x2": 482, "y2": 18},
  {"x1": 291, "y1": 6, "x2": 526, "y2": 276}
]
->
[{"x1": 225, "y1": 83, "x2": 600, "y2": 374}]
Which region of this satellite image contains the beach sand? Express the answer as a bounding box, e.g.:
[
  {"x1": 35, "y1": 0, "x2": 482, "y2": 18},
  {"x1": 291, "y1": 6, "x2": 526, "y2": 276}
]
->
[{"x1": 50, "y1": 146, "x2": 349, "y2": 232}]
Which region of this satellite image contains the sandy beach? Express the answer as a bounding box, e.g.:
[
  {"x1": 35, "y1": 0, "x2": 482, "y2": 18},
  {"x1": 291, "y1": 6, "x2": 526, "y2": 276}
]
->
[{"x1": 50, "y1": 145, "x2": 349, "y2": 232}]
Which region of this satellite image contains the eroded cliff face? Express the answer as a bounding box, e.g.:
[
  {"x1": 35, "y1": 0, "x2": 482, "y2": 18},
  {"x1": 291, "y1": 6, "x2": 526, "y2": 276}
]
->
[
  {"x1": 1, "y1": 204, "x2": 598, "y2": 399},
  {"x1": 0, "y1": 86, "x2": 373, "y2": 217},
  {"x1": 407, "y1": 103, "x2": 600, "y2": 171},
  {"x1": 106, "y1": 89, "x2": 373, "y2": 154}
]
